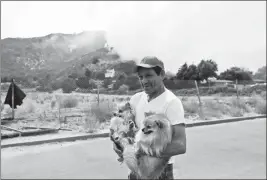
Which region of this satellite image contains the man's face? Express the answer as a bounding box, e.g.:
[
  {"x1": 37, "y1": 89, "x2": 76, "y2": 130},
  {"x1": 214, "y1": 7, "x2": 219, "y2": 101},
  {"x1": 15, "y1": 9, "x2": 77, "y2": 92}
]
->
[{"x1": 137, "y1": 67, "x2": 164, "y2": 95}]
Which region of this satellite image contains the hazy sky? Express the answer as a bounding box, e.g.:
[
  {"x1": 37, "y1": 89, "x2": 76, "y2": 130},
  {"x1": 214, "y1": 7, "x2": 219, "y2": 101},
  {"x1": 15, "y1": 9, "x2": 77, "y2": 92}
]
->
[{"x1": 1, "y1": 1, "x2": 266, "y2": 73}]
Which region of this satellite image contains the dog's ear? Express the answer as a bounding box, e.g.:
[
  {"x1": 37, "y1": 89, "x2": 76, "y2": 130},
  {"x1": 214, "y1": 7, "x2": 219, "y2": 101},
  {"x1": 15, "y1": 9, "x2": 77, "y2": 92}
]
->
[{"x1": 155, "y1": 120, "x2": 164, "y2": 129}]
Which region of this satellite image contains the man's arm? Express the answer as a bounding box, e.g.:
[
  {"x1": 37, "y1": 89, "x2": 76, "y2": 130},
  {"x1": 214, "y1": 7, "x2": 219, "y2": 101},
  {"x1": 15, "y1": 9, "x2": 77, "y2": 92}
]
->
[
  {"x1": 158, "y1": 123, "x2": 186, "y2": 158},
  {"x1": 152, "y1": 98, "x2": 187, "y2": 158}
]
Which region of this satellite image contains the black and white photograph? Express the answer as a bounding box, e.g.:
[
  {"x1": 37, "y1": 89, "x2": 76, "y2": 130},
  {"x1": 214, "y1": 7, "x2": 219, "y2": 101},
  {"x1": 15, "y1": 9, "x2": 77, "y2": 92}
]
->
[{"x1": 1, "y1": 1, "x2": 266, "y2": 179}]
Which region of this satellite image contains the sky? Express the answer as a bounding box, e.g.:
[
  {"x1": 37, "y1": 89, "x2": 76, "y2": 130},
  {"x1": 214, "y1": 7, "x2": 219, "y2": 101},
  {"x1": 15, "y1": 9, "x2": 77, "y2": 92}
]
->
[{"x1": 1, "y1": 1, "x2": 266, "y2": 74}]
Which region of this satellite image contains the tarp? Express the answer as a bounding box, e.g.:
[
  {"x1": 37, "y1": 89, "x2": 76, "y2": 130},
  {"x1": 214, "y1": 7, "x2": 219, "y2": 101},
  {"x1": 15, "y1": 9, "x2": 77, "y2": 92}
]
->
[{"x1": 4, "y1": 81, "x2": 26, "y2": 109}]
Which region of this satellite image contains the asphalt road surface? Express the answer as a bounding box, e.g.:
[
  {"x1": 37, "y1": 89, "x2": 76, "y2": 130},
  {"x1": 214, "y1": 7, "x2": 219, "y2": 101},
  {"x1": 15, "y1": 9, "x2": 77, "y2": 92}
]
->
[{"x1": 1, "y1": 118, "x2": 266, "y2": 179}]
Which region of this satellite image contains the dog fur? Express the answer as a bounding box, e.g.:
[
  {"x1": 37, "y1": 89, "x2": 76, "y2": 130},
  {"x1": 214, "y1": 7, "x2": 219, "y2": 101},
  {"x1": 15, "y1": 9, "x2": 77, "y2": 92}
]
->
[
  {"x1": 118, "y1": 112, "x2": 173, "y2": 179},
  {"x1": 109, "y1": 102, "x2": 138, "y2": 162}
]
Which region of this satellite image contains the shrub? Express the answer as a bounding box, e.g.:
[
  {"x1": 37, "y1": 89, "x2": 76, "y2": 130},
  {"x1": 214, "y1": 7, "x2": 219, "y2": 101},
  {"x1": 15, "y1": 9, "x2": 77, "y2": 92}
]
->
[
  {"x1": 90, "y1": 100, "x2": 116, "y2": 123},
  {"x1": 182, "y1": 100, "x2": 199, "y2": 114},
  {"x1": 62, "y1": 78, "x2": 76, "y2": 93},
  {"x1": 83, "y1": 109, "x2": 101, "y2": 133},
  {"x1": 60, "y1": 96, "x2": 78, "y2": 109},
  {"x1": 76, "y1": 77, "x2": 91, "y2": 89},
  {"x1": 117, "y1": 84, "x2": 129, "y2": 94},
  {"x1": 228, "y1": 97, "x2": 251, "y2": 117},
  {"x1": 255, "y1": 100, "x2": 266, "y2": 114},
  {"x1": 202, "y1": 100, "x2": 228, "y2": 119}
]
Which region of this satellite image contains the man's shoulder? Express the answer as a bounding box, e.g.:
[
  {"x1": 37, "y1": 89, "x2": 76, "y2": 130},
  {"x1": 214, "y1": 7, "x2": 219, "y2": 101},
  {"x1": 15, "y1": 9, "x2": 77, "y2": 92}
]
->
[
  {"x1": 165, "y1": 88, "x2": 182, "y2": 102},
  {"x1": 130, "y1": 91, "x2": 145, "y2": 106},
  {"x1": 131, "y1": 91, "x2": 145, "y2": 100}
]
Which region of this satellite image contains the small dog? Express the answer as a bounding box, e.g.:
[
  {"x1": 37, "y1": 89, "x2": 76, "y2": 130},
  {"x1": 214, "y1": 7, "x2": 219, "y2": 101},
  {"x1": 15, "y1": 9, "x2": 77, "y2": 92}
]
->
[
  {"x1": 119, "y1": 112, "x2": 173, "y2": 179},
  {"x1": 109, "y1": 102, "x2": 138, "y2": 162},
  {"x1": 114, "y1": 102, "x2": 136, "y2": 125}
]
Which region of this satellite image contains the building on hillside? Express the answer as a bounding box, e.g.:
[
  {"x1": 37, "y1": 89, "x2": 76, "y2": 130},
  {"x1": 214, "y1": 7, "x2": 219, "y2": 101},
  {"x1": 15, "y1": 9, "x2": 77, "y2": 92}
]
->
[{"x1": 105, "y1": 69, "x2": 115, "y2": 78}]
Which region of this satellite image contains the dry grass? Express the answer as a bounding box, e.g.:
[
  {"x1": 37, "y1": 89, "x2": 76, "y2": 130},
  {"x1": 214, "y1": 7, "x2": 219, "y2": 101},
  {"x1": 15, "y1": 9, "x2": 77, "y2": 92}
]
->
[
  {"x1": 202, "y1": 100, "x2": 228, "y2": 119},
  {"x1": 255, "y1": 100, "x2": 266, "y2": 114},
  {"x1": 1, "y1": 90, "x2": 265, "y2": 134},
  {"x1": 83, "y1": 108, "x2": 101, "y2": 133},
  {"x1": 182, "y1": 100, "x2": 199, "y2": 114},
  {"x1": 59, "y1": 96, "x2": 79, "y2": 109},
  {"x1": 227, "y1": 97, "x2": 252, "y2": 117},
  {"x1": 247, "y1": 94, "x2": 267, "y2": 114},
  {"x1": 90, "y1": 100, "x2": 116, "y2": 123}
]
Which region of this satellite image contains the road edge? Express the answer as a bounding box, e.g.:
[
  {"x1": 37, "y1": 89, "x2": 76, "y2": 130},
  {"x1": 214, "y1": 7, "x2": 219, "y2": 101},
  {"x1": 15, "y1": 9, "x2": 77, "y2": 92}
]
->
[{"x1": 1, "y1": 115, "x2": 266, "y2": 148}]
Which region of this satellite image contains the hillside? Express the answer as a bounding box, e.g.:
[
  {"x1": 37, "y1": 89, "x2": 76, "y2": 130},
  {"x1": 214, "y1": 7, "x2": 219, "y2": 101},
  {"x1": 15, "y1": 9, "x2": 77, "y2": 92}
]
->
[
  {"x1": 1, "y1": 31, "x2": 108, "y2": 79},
  {"x1": 1, "y1": 31, "x2": 142, "y2": 93}
]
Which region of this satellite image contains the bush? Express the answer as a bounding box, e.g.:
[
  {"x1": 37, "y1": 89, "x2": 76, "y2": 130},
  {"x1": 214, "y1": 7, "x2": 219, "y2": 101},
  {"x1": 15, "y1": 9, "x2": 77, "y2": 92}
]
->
[
  {"x1": 60, "y1": 96, "x2": 78, "y2": 109},
  {"x1": 124, "y1": 75, "x2": 141, "y2": 90},
  {"x1": 182, "y1": 100, "x2": 199, "y2": 114},
  {"x1": 83, "y1": 109, "x2": 101, "y2": 133},
  {"x1": 255, "y1": 100, "x2": 266, "y2": 114},
  {"x1": 76, "y1": 77, "x2": 91, "y2": 89},
  {"x1": 90, "y1": 100, "x2": 116, "y2": 123},
  {"x1": 62, "y1": 78, "x2": 76, "y2": 93},
  {"x1": 202, "y1": 100, "x2": 229, "y2": 119},
  {"x1": 228, "y1": 98, "x2": 251, "y2": 117},
  {"x1": 117, "y1": 84, "x2": 129, "y2": 94}
]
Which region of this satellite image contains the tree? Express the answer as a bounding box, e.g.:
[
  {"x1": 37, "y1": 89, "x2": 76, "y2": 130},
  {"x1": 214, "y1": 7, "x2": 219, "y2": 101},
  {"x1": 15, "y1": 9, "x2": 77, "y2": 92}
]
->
[
  {"x1": 219, "y1": 66, "x2": 253, "y2": 84},
  {"x1": 76, "y1": 77, "x2": 90, "y2": 89},
  {"x1": 113, "y1": 60, "x2": 137, "y2": 75},
  {"x1": 176, "y1": 63, "x2": 188, "y2": 80},
  {"x1": 197, "y1": 59, "x2": 218, "y2": 82},
  {"x1": 62, "y1": 78, "x2": 77, "y2": 93},
  {"x1": 94, "y1": 71, "x2": 105, "y2": 80},
  {"x1": 116, "y1": 72, "x2": 127, "y2": 82},
  {"x1": 253, "y1": 66, "x2": 266, "y2": 80},
  {"x1": 92, "y1": 57, "x2": 100, "y2": 64},
  {"x1": 103, "y1": 78, "x2": 112, "y2": 88},
  {"x1": 184, "y1": 64, "x2": 201, "y2": 81},
  {"x1": 124, "y1": 75, "x2": 141, "y2": 90},
  {"x1": 68, "y1": 72, "x2": 78, "y2": 79},
  {"x1": 85, "y1": 68, "x2": 92, "y2": 78}
]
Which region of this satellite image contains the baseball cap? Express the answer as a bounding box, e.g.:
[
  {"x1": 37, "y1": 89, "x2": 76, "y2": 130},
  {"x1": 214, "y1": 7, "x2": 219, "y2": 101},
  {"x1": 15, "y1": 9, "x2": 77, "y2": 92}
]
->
[{"x1": 135, "y1": 56, "x2": 164, "y2": 72}]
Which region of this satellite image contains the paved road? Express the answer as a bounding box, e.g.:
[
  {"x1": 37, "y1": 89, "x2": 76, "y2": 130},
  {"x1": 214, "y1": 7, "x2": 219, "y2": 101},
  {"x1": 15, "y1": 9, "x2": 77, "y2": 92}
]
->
[{"x1": 1, "y1": 119, "x2": 266, "y2": 179}]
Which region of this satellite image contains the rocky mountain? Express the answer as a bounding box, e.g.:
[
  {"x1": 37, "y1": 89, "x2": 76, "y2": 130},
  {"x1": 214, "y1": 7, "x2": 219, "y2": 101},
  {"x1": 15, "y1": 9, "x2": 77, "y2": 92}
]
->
[{"x1": 1, "y1": 31, "x2": 109, "y2": 79}]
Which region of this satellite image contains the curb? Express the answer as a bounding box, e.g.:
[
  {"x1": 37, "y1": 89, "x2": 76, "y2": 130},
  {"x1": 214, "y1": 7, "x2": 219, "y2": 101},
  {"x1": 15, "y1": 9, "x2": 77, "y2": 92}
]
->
[
  {"x1": 1, "y1": 115, "x2": 266, "y2": 149},
  {"x1": 1, "y1": 129, "x2": 59, "y2": 139},
  {"x1": 185, "y1": 115, "x2": 266, "y2": 128}
]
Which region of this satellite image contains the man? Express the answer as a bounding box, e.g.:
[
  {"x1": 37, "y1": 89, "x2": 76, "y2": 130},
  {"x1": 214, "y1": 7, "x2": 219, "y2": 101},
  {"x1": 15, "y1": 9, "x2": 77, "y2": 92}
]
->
[{"x1": 113, "y1": 56, "x2": 187, "y2": 179}]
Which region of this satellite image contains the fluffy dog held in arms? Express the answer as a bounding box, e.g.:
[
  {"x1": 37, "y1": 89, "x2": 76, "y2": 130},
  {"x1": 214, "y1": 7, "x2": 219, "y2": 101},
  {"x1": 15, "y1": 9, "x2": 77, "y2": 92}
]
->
[{"x1": 109, "y1": 102, "x2": 173, "y2": 179}]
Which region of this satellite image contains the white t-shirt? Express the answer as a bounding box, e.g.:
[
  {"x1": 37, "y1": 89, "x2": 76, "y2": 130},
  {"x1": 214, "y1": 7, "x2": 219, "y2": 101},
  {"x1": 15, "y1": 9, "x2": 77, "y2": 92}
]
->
[{"x1": 129, "y1": 88, "x2": 185, "y2": 164}]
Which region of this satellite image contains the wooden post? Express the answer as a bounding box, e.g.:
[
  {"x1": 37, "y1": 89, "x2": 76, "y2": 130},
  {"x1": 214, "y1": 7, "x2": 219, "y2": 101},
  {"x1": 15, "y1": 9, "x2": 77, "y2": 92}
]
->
[
  {"x1": 236, "y1": 79, "x2": 239, "y2": 99},
  {"x1": 95, "y1": 80, "x2": 103, "y2": 107},
  {"x1": 11, "y1": 79, "x2": 15, "y2": 120},
  {"x1": 195, "y1": 80, "x2": 202, "y2": 106},
  {"x1": 195, "y1": 80, "x2": 205, "y2": 119},
  {"x1": 97, "y1": 84, "x2": 100, "y2": 106}
]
